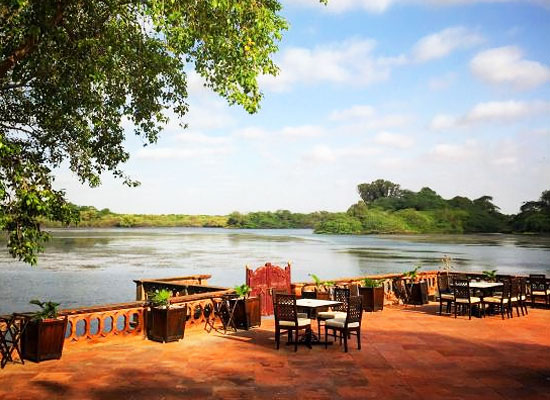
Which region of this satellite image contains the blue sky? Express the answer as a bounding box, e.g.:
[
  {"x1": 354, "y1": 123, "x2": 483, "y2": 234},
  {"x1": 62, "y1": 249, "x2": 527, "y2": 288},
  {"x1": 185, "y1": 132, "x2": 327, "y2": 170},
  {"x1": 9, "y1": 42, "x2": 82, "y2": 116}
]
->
[{"x1": 57, "y1": 0, "x2": 550, "y2": 215}]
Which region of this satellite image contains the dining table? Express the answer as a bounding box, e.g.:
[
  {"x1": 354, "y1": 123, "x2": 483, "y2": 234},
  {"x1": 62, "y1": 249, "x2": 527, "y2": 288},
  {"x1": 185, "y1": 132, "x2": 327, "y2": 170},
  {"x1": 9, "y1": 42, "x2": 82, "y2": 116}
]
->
[{"x1": 293, "y1": 298, "x2": 343, "y2": 345}]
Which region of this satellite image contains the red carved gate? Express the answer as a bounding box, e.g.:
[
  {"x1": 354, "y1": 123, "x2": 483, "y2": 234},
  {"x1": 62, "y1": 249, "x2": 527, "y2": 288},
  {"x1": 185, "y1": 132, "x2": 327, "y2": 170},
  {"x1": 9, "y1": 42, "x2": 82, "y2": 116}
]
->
[{"x1": 246, "y1": 262, "x2": 291, "y2": 316}]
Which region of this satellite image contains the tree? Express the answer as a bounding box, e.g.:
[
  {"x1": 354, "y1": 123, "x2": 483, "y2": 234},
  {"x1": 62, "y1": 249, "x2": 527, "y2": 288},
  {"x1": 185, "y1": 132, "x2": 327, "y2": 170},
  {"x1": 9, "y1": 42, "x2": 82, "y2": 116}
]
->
[
  {"x1": 1, "y1": 0, "x2": 321, "y2": 264},
  {"x1": 357, "y1": 179, "x2": 401, "y2": 204}
]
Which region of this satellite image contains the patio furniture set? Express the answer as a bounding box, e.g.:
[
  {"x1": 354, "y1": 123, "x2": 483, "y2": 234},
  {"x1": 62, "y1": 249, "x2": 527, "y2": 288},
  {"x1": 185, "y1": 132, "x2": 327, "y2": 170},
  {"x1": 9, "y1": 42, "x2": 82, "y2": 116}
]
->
[
  {"x1": 272, "y1": 288, "x2": 363, "y2": 353},
  {"x1": 436, "y1": 272, "x2": 549, "y2": 319}
]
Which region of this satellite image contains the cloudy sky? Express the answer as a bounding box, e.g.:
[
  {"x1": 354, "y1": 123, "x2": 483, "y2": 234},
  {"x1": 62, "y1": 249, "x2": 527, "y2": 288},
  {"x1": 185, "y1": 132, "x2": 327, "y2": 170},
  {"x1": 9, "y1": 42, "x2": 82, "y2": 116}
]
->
[{"x1": 57, "y1": 0, "x2": 550, "y2": 215}]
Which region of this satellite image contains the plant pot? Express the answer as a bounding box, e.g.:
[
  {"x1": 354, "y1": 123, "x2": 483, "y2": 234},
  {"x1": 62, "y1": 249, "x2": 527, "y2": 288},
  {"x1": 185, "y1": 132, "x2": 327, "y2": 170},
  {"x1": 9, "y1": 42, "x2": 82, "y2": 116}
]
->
[
  {"x1": 22, "y1": 317, "x2": 68, "y2": 362},
  {"x1": 147, "y1": 305, "x2": 187, "y2": 343},
  {"x1": 316, "y1": 292, "x2": 330, "y2": 300},
  {"x1": 359, "y1": 287, "x2": 384, "y2": 312},
  {"x1": 230, "y1": 297, "x2": 261, "y2": 330},
  {"x1": 407, "y1": 281, "x2": 429, "y2": 305}
]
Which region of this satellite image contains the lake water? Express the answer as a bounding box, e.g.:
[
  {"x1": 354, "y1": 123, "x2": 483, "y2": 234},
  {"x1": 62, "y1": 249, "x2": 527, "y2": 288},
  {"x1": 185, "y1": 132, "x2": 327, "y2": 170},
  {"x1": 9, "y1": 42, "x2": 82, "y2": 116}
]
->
[{"x1": 1, "y1": 228, "x2": 549, "y2": 314}]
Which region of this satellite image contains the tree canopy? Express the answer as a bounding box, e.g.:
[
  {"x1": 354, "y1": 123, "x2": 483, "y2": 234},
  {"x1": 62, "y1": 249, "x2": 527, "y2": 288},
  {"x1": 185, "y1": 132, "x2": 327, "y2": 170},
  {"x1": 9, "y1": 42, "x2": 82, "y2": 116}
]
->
[{"x1": 0, "y1": 0, "x2": 314, "y2": 264}]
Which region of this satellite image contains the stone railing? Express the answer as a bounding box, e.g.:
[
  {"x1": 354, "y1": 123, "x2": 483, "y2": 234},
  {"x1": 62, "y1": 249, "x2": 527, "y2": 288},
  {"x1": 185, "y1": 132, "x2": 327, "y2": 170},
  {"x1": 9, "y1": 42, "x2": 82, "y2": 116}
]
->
[
  {"x1": 291, "y1": 270, "x2": 440, "y2": 304},
  {"x1": 62, "y1": 302, "x2": 146, "y2": 344},
  {"x1": 60, "y1": 284, "x2": 234, "y2": 345}
]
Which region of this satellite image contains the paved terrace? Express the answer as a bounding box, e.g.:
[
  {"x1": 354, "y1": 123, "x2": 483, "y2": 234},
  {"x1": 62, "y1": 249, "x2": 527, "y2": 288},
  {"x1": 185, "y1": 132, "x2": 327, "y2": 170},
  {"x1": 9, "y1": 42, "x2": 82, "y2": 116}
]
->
[{"x1": 1, "y1": 304, "x2": 549, "y2": 400}]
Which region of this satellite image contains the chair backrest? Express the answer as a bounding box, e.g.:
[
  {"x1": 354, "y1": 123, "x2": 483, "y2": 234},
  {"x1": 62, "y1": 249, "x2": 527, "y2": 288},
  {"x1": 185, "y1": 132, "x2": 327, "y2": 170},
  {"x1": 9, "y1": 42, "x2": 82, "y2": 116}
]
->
[
  {"x1": 333, "y1": 288, "x2": 350, "y2": 312},
  {"x1": 273, "y1": 293, "x2": 297, "y2": 323},
  {"x1": 301, "y1": 290, "x2": 317, "y2": 299},
  {"x1": 519, "y1": 277, "x2": 528, "y2": 296},
  {"x1": 437, "y1": 272, "x2": 450, "y2": 294},
  {"x1": 529, "y1": 274, "x2": 548, "y2": 292},
  {"x1": 345, "y1": 296, "x2": 363, "y2": 326},
  {"x1": 510, "y1": 277, "x2": 521, "y2": 298},
  {"x1": 452, "y1": 279, "x2": 471, "y2": 300}
]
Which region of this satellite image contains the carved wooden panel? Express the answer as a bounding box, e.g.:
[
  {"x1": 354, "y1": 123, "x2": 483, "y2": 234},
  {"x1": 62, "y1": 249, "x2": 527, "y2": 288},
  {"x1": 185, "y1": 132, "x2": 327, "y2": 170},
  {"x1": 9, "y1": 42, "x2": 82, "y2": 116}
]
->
[{"x1": 246, "y1": 262, "x2": 291, "y2": 316}]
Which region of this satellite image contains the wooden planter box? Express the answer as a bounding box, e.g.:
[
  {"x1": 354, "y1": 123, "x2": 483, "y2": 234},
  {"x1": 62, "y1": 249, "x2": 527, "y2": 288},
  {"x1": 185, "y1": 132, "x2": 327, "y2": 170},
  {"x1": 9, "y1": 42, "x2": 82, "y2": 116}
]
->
[
  {"x1": 230, "y1": 297, "x2": 261, "y2": 330},
  {"x1": 316, "y1": 292, "x2": 330, "y2": 300},
  {"x1": 407, "y1": 281, "x2": 429, "y2": 305},
  {"x1": 147, "y1": 305, "x2": 187, "y2": 343},
  {"x1": 359, "y1": 287, "x2": 384, "y2": 312},
  {"x1": 22, "y1": 317, "x2": 68, "y2": 362}
]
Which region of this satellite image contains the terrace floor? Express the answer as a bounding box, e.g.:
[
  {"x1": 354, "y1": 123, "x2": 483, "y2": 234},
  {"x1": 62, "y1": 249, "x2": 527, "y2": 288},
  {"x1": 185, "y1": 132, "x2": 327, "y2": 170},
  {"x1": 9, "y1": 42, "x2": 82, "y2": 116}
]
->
[{"x1": 1, "y1": 303, "x2": 550, "y2": 400}]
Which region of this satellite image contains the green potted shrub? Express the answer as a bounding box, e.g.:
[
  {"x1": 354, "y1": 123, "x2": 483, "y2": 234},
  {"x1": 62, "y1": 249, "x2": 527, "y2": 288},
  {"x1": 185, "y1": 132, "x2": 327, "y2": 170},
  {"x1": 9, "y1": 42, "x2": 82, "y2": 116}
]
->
[
  {"x1": 147, "y1": 289, "x2": 187, "y2": 343},
  {"x1": 359, "y1": 278, "x2": 385, "y2": 312},
  {"x1": 22, "y1": 299, "x2": 68, "y2": 362},
  {"x1": 308, "y1": 274, "x2": 331, "y2": 300},
  {"x1": 403, "y1": 265, "x2": 428, "y2": 305},
  {"x1": 231, "y1": 284, "x2": 261, "y2": 329},
  {"x1": 482, "y1": 269, "x2": 498, "y2": 282}
]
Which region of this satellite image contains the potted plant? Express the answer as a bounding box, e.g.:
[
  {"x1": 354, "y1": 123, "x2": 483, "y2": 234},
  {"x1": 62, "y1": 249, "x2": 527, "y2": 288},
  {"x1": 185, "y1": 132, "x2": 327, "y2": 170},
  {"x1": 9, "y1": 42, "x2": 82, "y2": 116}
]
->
[
  {"x1": 22, "y1": 299, "x2": 68, "y2": 362},
  {"x1": 147, "y1": 289, "x2": 187, "y2": 343},
  {"x1": 230, "y1": 284, "x2": 260, "y2": 329},
  {"x1": 359, "y1": 278, "x2": 385, "y2": 312},
  {"x1": 482, "y1": 269, "x2": 497, "y2": 282},
  {"x1": 403, "y1": 265, "x2": 428, "y2": 305},
  {"x1": 308, "y1": 274, "x2": 331, "y2": 300}
]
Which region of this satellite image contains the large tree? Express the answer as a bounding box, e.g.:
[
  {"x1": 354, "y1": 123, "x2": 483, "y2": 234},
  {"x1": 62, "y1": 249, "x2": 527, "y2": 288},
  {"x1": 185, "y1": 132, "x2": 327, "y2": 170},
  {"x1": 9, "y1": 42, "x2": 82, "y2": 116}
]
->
[
  {"x1": 1, "y1": 0, "x2": 319, "y2": 264},
  {"x1": 357, "y1": 179, "x2": 401, "y2": 205}
]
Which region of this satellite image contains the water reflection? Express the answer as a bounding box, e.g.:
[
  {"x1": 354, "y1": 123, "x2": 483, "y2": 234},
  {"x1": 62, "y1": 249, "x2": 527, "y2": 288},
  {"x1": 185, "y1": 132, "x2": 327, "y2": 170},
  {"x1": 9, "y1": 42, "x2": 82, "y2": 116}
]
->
[{"x1": 0, "y1": 228, "x2": 549, "y2": 314}]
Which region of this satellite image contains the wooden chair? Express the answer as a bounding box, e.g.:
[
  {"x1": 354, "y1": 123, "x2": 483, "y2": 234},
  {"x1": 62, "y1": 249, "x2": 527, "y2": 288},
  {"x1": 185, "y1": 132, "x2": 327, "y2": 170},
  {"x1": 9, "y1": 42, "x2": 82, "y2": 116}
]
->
[
  {"x1": 273, "y1": 294, "x2": 311, "y2": 352},
  {"x1": 483, "y1": 279, "x2": 512, "y2": 319},
  {"x1": 436, "y1": 272, "x2": 454, "y2": 315},
  {"x1": 452, "y1": 279, "x2": 482, "y2": 319},
  {"x1": 324, "y1": 296, "x2": 363, "y2": 352},
  {"x1": 518, "y1": 277, "x2": 529, "y2": 315},
  {"x1": 529, "y1": 274, "x2": 549, "y2": 307},
  {"x1": 316, "y1": 288, "x2": 349, "y2": 339},
  {"x1": 0, "y1": 314, "x2": 29, "y2": 369}
]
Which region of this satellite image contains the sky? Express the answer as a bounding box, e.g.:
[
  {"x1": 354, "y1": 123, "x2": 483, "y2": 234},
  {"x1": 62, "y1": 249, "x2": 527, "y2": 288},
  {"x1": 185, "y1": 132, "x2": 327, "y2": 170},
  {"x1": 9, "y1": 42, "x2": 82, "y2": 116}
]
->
[{"x1": 56, "y1": 0, "x2": 550, "y2": 215}]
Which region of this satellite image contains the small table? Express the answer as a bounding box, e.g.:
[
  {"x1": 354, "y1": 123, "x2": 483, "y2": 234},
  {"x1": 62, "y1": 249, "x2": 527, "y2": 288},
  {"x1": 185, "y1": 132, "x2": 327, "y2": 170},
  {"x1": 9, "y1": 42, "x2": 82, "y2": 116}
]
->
[{"x1": 294, "y1": 299, "x2": 342, "y2": 345}]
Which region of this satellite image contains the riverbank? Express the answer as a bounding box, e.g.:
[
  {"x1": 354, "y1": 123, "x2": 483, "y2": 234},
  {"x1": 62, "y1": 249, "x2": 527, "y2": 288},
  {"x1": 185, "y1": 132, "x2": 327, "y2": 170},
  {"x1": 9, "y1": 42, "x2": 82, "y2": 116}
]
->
[{"x1": 41, "y1": 206, "x2": 546, "y2": 235}]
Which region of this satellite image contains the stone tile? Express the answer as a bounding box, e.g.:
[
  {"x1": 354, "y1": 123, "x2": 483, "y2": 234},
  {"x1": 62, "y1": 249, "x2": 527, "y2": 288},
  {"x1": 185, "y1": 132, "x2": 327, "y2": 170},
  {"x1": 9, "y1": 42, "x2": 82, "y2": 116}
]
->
[{"x1": 1, "y1": 304, "x2": 549, "y2": 400}]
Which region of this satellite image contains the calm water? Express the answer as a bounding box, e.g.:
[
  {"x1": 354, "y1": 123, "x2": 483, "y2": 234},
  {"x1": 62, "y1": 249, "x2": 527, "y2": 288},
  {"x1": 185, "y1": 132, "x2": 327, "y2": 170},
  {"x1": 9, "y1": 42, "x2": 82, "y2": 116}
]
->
[{"x1": 1, "y1": 228, "x2": 549, "y2": 314}]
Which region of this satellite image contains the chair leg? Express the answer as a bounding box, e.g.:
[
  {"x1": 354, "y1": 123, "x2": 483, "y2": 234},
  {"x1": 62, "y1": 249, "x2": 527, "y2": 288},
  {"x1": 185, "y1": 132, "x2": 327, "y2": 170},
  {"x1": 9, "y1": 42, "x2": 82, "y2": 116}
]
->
[
  {"x1": 343, "y1": 330, "x2": 348, "y2": 353},
  {"x1": 439, "y1": 300, "x2": 442, "y2": 315},
  {"x1": 468, "y1": 304, "x2": 471, "y2": 320},
  {"x1": 325, "y1": 325, "x2": 329, "y2": 349},
  {"x1": 357, "y1": 330, "x2": 361, "y2": 350},
  {"x1": 275, "y1": 328, "x2": 280, "y2": 350},
  {"x1": 294, "y1": 329, "x2": 298, "y2": 352}
]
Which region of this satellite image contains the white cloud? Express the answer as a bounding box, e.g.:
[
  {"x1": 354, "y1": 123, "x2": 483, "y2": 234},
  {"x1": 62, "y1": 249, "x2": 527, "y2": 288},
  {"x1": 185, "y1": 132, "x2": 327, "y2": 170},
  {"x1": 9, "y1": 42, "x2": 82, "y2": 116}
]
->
[
  {"x1": 465, "y1": 100, "x2": 550, "y2": 123},
  {"x1": 373, "y1": 132, "x2": 415, "y2": 148},
  {"x1": 175, "y1": 132, "x2": 231, "y2": 145},
  {"x1": 428, "y1": 72, "x2": 457, "y2": 91},
  {"x1": 412, "y1": 27, "x2": 484, "y2": 62},
  {"x1": 430, "y1": 140, "x2": 479, "y2": 161},
  {"x1": 136, "y1": 146, "x2": 231, "y2": 160},
  {"x1": 329, "y1": 104, "x2": 412, "y2": 131},
  {"x1": 233, "y1": 127, "x2": 269, "y2": 140},
  {"x1": 430, "y1": 100, "x2": 550, "y2": 130},
  {"x1": 302, "y1": 144, "x2": 381, "y2": 163},
  {"x1": 260, "y1": 39, "x2": 400, "y2": 91},
  {"x1": 470, "y1": 46, "x2": 550, "y2": 89},
  {"x1": 430, "y1": 114, "x2": 457, "y2": 130},
  {"x1": 329, "y1": 105, "x2": 376, "y2": 121},
  {"x1": 281, "y1": 125, "x2": 325, "y2": 138}
]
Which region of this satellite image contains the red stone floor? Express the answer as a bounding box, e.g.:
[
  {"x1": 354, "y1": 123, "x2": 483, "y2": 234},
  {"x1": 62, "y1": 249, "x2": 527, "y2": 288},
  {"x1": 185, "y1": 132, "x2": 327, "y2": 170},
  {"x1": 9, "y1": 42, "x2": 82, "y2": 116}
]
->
[{"x1": 1, "y1": 303, "x2": 549, "y2": 400}]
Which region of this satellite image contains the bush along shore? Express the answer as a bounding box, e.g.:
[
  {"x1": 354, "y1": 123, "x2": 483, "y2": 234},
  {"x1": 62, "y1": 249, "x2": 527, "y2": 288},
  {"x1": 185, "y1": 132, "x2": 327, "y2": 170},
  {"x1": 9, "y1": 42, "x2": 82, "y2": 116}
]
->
[{"x1": 42, "y1": 180, "x2": 550, "y2": 234}]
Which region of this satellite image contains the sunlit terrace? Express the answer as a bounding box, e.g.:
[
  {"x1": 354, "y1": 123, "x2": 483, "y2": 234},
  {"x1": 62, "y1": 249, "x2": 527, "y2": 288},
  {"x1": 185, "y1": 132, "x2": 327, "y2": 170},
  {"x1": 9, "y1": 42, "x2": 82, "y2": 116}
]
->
[{"x1": 1, "y1": 268, "x2": 549, "y2": 400}]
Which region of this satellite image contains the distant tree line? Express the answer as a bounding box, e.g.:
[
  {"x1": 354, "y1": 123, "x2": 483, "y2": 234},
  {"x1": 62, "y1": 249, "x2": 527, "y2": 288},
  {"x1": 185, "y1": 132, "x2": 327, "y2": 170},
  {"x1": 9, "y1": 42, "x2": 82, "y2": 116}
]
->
[
  {"x1": 38, "y1": 181, "x2": 549, "y2": 234},
  {"x1": 316, "y1": 179, "x2": 549, "y2": 234}
]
